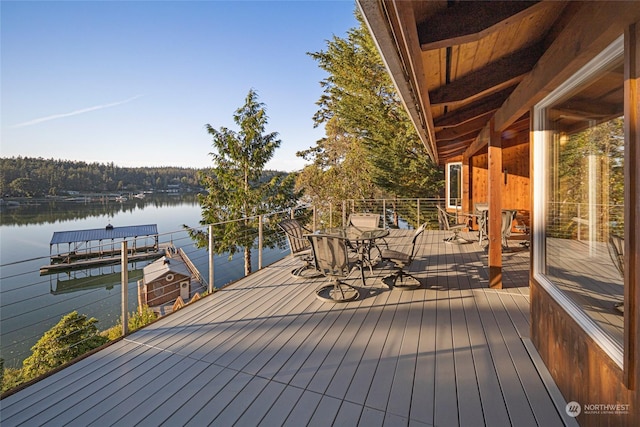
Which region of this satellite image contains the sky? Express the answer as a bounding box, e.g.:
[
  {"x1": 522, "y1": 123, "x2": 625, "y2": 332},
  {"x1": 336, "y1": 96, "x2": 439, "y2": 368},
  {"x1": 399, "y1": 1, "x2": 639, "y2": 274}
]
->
[{"x1": 0, "y1": 0, "x2": 358, "y2": 172}]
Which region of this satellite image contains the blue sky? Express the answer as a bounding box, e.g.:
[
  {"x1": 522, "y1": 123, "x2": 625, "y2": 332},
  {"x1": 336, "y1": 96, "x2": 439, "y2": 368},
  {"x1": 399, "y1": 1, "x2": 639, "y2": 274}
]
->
[{"x1": 1, "y1": 0, "x2": 358, "y2": 171}]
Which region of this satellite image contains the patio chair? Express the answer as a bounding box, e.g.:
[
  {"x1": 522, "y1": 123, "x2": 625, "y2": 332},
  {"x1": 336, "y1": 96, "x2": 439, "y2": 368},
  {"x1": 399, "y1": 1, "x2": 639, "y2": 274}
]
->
[
  {"x1": 347, "y1": 213, "x2": 380, "y2": 230},
  {"x1": 278, "y1": 219, "x2": 321, "y2": 279},
  {"x1": 307, "y1": 233, "x2": 360, "y2": 303},
  {"x1": 380, "y1": 222, "x2": 426, "y2": 288},
  {"x1": 436, "y1": 205, "x2": 471, "y2": 244},
  {"x1": 501, "y1": 209, "x2": 518, "y2": 248},
  {"x1": 347, "y1": 212, "x2": 388, "y2": 256},
  {"x1": 608, "y1": 234, "x2": 625, "y2": 314}
]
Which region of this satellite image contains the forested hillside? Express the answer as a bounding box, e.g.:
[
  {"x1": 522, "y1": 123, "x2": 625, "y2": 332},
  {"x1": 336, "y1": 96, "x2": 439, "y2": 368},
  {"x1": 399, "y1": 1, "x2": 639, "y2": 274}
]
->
[
  {"x1": 0, "y1": 157, "x2": 292, "y2": 198},
  {"x1": 0, "y1": 157, "x2": 202, "y2": 197}
]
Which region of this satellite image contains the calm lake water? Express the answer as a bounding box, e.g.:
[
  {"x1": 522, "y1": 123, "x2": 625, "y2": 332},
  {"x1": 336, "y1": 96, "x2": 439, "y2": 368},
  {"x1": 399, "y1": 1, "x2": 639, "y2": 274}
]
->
[{"x1": 0, "y1": 195, "x2": 288, "y2": 368}]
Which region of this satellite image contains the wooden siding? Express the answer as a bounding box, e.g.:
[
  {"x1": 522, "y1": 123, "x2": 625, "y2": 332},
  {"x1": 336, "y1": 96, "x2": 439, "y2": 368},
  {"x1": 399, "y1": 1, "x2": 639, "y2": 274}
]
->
[
  {"x1": 1, "y1": 230, "x2": 577, "y2": 427},
  {"x1": 471, "y1": 142, "x2": 530, "y2": 216},
  {"x1": 531, "y1": 282, "x2": 637, "y2": 427}
]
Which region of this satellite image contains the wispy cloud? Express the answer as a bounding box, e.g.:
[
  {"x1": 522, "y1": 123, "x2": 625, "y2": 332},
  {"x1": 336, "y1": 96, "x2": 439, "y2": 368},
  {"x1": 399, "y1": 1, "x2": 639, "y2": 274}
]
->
[{"x1": 10, "y1": 95, "x2": 143, "y2": 128}]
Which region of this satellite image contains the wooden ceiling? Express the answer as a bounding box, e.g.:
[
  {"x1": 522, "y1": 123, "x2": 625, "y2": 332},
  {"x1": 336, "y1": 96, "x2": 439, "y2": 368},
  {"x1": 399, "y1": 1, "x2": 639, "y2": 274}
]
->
[{"x1": 360, "y1": 0, "x2": 571, "y2": 164}]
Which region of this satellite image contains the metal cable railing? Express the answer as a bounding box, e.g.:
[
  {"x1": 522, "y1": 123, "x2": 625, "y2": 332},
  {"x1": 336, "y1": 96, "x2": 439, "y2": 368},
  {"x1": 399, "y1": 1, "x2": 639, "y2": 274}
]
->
[{"x1": 0, "y1": 198, "x2": 445, "y2": 393}]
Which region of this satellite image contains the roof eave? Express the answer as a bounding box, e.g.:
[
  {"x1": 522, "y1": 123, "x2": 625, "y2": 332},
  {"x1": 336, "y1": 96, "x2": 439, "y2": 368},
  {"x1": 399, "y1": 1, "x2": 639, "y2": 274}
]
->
[{"x1": 357, "y1": 0, "x2": 439, "y2": 164}]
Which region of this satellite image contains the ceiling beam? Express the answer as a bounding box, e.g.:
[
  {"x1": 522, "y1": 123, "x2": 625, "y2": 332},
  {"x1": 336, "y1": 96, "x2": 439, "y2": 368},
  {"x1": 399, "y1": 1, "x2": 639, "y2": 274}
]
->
[
  {"x1": 429, "y1": 43, "x2": 544, "y2": 106},
  {"x1": 494, "y1": 1, "x2": 640, "y2": 131},
  {"x1": 417, "y1": 1, "x2": 542, "y2": 50},
  {"x1": 433, "y1": 87, "x2": 513, "y2": 128},
  {"x1": 435, "y1": 112, "x2": 492, "y2": 141}
]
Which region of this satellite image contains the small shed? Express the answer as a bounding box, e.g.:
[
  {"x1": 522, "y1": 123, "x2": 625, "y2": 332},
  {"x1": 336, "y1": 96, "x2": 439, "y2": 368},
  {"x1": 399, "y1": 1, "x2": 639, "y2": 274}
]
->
[{"x1": 140, "y1": 256, "x2": 191, "y2": 307}]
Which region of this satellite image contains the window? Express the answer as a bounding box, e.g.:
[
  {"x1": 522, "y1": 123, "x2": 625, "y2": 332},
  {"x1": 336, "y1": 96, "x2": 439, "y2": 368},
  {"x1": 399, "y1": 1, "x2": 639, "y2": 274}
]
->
[
  {"x1": 533, "y1": 37, "x2": 625, "y2": 366},
  {"x1": 447, "y1": 162, "x2": 462, "y2": 209}
]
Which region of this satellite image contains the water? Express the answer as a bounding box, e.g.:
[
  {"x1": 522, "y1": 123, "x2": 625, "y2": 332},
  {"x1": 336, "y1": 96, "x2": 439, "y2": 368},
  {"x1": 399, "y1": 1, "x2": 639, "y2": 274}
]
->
[{"x1": 0, "y1": 195, "x2": 289, "y2": 368}]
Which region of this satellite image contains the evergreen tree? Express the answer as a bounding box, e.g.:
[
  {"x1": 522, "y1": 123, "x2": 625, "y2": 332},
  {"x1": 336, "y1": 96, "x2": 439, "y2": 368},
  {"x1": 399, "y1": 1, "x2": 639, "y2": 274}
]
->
[
  {"x1": 189, "y1": 89, "x2": 299, "y2": 275},
  {"x1": 301, "y1": 10, "x2": 442, "y2": 201}
]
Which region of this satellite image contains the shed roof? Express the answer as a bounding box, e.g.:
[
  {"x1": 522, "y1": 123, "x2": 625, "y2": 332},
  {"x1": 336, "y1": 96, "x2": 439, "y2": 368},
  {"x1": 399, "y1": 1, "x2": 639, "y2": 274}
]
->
[
  {"x1": 49, "y1": 224, "x2": 158, "y2": 245},
  {"x1": 143, "y1": 256, "x2": 191, "y2": 283}
]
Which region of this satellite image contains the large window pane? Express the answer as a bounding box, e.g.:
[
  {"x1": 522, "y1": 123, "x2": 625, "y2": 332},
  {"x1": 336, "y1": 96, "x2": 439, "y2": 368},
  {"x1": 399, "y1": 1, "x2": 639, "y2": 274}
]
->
[
  {"x1": 447, "y1": 162, "x2": 462, "y2": 209},
  {"x1": 540, "y1": 51, "x2": 625, "y2": 348}
]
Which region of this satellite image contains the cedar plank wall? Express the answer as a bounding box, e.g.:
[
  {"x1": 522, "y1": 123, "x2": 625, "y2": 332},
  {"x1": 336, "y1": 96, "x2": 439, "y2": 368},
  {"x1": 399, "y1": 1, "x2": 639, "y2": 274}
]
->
[
  {"x1": 469, "y1": 139, "x2": 531, "y2": 229},
  {"x1": 531, "y1": 284, "x2": 638, "y2": 426}
]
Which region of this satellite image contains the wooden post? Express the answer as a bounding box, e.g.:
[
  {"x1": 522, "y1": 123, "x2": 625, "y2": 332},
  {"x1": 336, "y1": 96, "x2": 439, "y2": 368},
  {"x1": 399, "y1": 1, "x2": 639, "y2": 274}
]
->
[
  {"x1": 488, "y1": 118, "x2": 503, "y2": 288},
  {"x1": 208, "y1": 224, "x2": 214, "y2": 294},
  {"x1": 462, "y1": 155, "x2": 471, "y2": 217},
  {"x1": 624, "y1": 21, "x2": 639, "y2": 389},
  {"x1": 121, "y1": 241, "x2": 128, "y2": 336}
]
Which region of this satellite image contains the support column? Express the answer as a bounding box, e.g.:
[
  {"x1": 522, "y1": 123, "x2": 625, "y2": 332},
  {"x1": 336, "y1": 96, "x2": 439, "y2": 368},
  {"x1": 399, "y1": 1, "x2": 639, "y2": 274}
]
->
[
  {"x1": 488, "y1": 118, "x2": 503, "y2": 289},
  {"x1": 624, "y1": 21, "x2": 639, "y2": 389},
  {"x1": 462, "y1": 155, "x2": 471, "y2": 216}
]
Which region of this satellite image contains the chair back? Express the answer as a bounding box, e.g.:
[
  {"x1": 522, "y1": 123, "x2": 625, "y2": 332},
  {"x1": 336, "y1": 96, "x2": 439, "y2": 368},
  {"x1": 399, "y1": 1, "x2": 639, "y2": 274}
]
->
[
  {"x1": 608, "y1": 234, "x2": 624, "y2": 275},
  {"x1": 307, "y1": 234, "x2": 351, "y2": 279},
  {"x1": 501, "y1": 210, "x2": 517, "y2": 240},
  {"x1": 348, "y1": 213, "x2": 380, "y2": 230},
  {"x1": 408, "y1": 223, "x2": 427, "y2": 260},
  {"x1": 436, "y1": 205, "x2": 451, "y2": 230},
  {"x1": 278, "y1": 219, "x2": 310, "y2": 256}
]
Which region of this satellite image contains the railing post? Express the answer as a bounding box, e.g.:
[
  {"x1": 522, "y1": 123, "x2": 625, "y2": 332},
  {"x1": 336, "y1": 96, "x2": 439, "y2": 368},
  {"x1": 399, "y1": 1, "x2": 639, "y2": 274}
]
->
[
  {"x1": 382, "y1": 199, "x2": 386, "y2": 228},
  {"x1": 577, "y1": 203, "x2": 582, "y2": 241},
  {"x1": 121, "y1": 241, "x2": 128, "y2": 336},
  {"x1": 258, "y1": 215, "x2": 263, "y2": 270},
  {"x1": 329, "y1": 203, "x2": 333, "y2": 228},
  {"x1": 417, "y1": 198, "x2": 421, "y2": 226},
  {"x1": 208, "y1": 224, "x2": 215, "y2": 294},
  {"x1": 313, "y1": 205, "x2": 317, "y2": 231},
  {"x1": 342, "y1": 201, "x2": 347, "y2": 227}
]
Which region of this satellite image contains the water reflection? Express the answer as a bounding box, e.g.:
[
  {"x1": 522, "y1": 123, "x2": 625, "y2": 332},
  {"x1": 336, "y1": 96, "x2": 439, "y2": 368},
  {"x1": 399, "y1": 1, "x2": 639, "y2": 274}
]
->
[{"x1": 0, "y1": 193, "x2": 199, "y2": 226}]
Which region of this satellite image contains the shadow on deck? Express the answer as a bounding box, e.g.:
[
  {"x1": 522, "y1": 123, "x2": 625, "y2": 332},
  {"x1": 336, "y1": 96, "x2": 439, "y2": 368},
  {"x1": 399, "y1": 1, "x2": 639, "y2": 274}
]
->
[{"x1": 0, "y1": 230, "x2": 578, "y2": 427}]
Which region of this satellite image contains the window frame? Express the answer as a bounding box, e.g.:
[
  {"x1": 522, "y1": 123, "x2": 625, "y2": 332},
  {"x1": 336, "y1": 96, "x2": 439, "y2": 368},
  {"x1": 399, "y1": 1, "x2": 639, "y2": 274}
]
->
[
  {"x1": 532, "y1": 35, "x2": 625, "y2": 368},
  {"x1": 446, "y1": 162, "x2": 463, "y2": 210}
]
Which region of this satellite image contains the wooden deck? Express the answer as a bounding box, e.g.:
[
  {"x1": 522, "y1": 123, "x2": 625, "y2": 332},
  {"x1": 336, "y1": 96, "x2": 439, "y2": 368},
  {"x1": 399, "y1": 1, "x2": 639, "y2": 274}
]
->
[{"x1": 1, "y1": 230, "x2": 579, "y2": 426}]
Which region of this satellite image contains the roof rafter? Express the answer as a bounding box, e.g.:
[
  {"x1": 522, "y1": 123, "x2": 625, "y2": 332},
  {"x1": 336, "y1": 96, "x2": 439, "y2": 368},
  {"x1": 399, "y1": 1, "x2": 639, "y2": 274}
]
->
[
  {"x1": 417, "y1": 1, "x2": 542, "y2": 50},
  {"x1": 435, "y1": 112, "x2": 492, "y2": 141},
  {"x1": 429, "y1": 43, "x2": 544, "y2": 107},
  {"x1": 433, "y1": 87, "x2": 514, "y2": 129}
]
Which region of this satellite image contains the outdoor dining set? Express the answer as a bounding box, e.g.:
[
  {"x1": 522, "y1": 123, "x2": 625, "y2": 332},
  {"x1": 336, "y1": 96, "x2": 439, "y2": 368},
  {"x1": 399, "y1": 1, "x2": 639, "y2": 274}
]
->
[
  {"x1": 279, "y1": 205, "x2": 530, "y2": 303},
  {"x1": 278, "y1": 213, "x2": 426, "y2": 303}
]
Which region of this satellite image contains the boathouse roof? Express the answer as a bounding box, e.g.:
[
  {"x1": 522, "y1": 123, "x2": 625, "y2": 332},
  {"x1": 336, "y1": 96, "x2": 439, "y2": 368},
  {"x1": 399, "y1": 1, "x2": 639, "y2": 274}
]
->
[
  {"x1": 49, "y1": 224, "x2": 158, "y2": 245},
  {"x1": 143, "y1": 255, "x2": 191, "y2": 283}
]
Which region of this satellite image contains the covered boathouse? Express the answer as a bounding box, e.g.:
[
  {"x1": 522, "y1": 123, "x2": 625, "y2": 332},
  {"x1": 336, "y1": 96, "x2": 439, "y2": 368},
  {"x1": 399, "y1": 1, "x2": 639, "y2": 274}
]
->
[{"x1": 41, "y1": 224, "x2": 161, "y2": 274}]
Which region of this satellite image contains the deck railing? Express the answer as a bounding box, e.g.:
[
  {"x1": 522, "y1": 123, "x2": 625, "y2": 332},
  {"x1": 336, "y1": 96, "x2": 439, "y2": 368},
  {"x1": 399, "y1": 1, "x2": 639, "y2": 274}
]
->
[{"x1": 0, "y1": 198, "x2": 445, "y2": 393}]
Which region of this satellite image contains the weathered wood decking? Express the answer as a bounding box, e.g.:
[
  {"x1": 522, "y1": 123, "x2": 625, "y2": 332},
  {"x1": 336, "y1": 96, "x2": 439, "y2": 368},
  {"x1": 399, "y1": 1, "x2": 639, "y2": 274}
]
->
[{"x1": 1, "y1": 230, "x2": 578, "y2": 426}]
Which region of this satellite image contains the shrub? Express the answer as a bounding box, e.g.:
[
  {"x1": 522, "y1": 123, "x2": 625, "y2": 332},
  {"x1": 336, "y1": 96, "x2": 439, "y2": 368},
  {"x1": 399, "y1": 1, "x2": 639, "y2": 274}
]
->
[
  {"x1": 104, "y1": 305, "x2": 157, "y2": 341},
  {"x1": 21, "y1": 311, "x2": 108, "y2": 380}
]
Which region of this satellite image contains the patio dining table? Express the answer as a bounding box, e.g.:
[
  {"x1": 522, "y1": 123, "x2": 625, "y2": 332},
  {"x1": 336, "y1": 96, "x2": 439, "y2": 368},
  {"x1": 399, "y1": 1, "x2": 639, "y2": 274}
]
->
[{"x1": 315, "y1": 226, "x2": 390, "y2": 286}]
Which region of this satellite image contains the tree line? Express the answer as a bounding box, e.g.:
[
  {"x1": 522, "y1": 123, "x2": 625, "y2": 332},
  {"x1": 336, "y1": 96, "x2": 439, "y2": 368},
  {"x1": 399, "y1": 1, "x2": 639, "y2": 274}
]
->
[{"x1": 0, "y1": 157, "x2": 204, "y2": 197}]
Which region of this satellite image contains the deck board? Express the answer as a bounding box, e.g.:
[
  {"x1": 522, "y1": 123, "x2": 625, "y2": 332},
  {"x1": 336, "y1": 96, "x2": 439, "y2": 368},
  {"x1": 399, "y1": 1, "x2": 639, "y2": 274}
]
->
[{"x1": 0, "y1": 230, "x2": 574, "y2": 427}]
